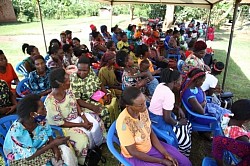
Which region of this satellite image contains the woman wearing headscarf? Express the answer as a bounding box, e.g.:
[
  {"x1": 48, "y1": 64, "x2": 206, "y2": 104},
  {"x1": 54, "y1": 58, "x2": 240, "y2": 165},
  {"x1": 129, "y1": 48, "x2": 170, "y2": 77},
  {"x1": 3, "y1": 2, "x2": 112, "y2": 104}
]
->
[
  {"x1": 98, "y1": 52, "x2": 122, "y2": 97},
  {"x1": 182, "y1": 40, "x2": 211, "y2": 73}
]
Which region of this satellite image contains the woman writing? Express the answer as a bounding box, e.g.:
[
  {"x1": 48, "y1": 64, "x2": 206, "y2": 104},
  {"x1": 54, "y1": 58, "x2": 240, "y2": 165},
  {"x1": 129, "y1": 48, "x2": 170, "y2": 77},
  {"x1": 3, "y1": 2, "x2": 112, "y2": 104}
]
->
[
  {"x1": 116, "y1": 86, "x2": 192, "y2": 166},
  {"x1": 149, "y1": 68, "x2": 192, "y2": 157},
  {"x1": 45, "y1": 68, "x2": 106, "y2": 165},
  {"x1": 3, "y1": 94, "x2": 73, "y2": 165},
  {"x1": 70, "y1": 56, "x2": 119, "y2": 128}
]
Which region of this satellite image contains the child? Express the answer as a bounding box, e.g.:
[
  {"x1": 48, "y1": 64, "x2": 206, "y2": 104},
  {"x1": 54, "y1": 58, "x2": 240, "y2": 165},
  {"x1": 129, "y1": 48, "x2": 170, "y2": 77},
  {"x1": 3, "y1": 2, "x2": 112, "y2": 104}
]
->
[
  {"x1": 223, "y1": 99, "x2": 250, "y2": 142},
  {"x1": 131, "y1": 59, "x2": 159, "y2": 96}
]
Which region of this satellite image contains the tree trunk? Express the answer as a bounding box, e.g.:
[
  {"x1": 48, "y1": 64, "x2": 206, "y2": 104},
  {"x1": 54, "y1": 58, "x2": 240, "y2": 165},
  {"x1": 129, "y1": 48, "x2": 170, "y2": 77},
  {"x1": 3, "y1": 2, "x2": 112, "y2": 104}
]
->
[
  {"x1": 129, "y1": 4, "x2": 134, "y2": 21},
  {"x1": 0, "y1": 0, "x2": 17, "y2": 22},
  {"x1": 163, "y1": 5, "x2": 175, "y2": 31}
]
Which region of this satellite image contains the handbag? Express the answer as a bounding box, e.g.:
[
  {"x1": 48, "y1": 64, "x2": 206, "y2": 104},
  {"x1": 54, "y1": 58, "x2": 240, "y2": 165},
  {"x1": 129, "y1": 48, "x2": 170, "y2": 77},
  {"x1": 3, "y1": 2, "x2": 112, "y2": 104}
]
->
[
  {"x1": 219, "y1": 92, "x2": 234, "y2": 109},
  {"x1": 84, "y1": 146, "x2": 106, "y2": 166},
  {"x1": 9, "y1": 149, "x2": 54, "y2": 166}
]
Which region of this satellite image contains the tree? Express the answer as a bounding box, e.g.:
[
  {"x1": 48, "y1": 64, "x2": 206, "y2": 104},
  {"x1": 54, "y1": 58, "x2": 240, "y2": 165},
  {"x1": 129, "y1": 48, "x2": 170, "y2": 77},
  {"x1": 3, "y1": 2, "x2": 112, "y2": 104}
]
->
[{"x1": 163, "y1": 5, "x2": 175, "y2": 31}]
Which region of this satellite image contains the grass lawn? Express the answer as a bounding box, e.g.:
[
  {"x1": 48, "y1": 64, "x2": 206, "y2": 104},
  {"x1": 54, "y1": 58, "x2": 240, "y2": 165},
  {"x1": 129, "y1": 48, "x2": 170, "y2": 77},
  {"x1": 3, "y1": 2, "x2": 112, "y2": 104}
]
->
[{"x1": 0, "y1": 16, "x2": 249, "y2": 166}]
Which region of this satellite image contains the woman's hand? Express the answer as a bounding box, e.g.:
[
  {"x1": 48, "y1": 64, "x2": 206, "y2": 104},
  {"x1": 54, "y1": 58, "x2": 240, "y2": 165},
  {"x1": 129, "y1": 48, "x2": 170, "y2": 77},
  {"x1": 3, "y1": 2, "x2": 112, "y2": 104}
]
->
[
  {"x1": 53, "y1": 147, "x2": 62, "y2": 161},
  {"x1": 160, "y1": 158, "x2": 177, "y2": 166},
  {"x1": 137, "y1": 79, "x2": 148, "y2": 88},
  {"x1": 178, "y1": 118, "x2": 188, "y2": 126},
  {"x1": 164, "y1": 153, "x2": 178, "y2": 166},
  {"x1": 82, "y1": 121, "x2": 93, "y2": 130},
  {"x1": 91, "y1": 105, "x2": 102, "y2": 114},
  {"x1": 105, "y1": 93, "x2": 112, "y2": 105}
]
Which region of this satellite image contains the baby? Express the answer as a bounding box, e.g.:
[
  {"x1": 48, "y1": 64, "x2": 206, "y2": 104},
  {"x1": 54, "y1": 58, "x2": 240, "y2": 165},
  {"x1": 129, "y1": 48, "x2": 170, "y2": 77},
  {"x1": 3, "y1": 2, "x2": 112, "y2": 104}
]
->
[{"x1": 131, "y1": 59, "x2": 159, "y2": 96}]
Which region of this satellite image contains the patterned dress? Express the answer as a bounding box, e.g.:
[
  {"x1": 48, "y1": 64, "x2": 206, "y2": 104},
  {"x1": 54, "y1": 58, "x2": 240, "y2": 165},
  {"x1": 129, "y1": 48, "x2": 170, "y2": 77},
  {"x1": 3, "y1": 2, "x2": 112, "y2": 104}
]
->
[
  {"x1": 45, "y1": 89, "x2": 106, "y2": 165},
  {"x1": 0, "y1": 79, "x2": 12, "y2": 109},
  {"x1": 28, "y1": 68, "x2": 50, "y2": 94},
  {"x1": 70, "y1": 70, "x2": 119, "y2": 128},
  {"x1": 0, "y1": 80, "x2": 13, "y2": 118},
  {"x1": 3, "y1": 121, "x2": 54, "y2": 163}
]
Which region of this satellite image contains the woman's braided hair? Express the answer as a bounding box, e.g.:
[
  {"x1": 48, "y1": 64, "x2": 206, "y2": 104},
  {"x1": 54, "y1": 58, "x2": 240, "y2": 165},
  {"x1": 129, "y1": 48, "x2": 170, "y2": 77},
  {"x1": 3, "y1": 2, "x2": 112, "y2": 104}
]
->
[
  {"x1": 180, "y1": 68, "x2": 206, "y2": 98},
  {"x1": 160, "y1": 68, "x2": 180, "y2": 84}
]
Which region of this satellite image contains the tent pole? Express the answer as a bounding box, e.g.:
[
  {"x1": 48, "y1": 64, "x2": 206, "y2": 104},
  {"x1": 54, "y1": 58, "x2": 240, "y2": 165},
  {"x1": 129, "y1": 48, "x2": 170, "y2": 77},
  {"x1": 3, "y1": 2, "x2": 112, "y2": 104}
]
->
[
  {"x1": 110, "y1": 2, "x2": 113, "y2": 28},
  {"x1": 37, "y1": 0, "x2": 47, "y2": 53},
  {"x1": 222, "y1": 0, "x2": 241, "y2": 90},
  {"x1": 205, "y1": 6, "x2": 212, "y2": 42}
]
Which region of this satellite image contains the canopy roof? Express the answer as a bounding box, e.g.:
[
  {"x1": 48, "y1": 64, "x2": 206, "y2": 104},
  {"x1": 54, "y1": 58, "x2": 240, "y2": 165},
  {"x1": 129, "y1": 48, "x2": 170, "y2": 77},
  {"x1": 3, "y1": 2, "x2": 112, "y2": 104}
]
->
[{"x1": 97, "y1": 0, "x2": 223, "y2": 8}]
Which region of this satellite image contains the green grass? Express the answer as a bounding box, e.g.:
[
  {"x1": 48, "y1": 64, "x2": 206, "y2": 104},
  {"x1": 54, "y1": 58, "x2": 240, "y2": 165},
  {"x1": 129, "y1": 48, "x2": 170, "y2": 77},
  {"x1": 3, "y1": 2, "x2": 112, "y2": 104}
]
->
[{"x1": 0, "y1": 16, "x2": 249, "y2": 166}]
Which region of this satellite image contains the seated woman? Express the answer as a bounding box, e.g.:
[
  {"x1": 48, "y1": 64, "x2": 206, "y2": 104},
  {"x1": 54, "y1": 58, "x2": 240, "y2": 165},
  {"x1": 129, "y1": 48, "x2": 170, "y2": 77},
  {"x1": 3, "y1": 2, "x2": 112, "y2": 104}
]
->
[
  {"x1": 46, "y1": 46, "x2": 64, "y2": 69},
  {"x1": 181, "y1": 68, "x2": 230, "y2": 122},
  {"x1": 0, "y1": 79, "x2": 17, "y2": 118},
  {"x1": 212, "y1": 136, "x2": 250, "y2": 166},
  {"x1": 45, "y1": 68, "x2": 105, "y2": 165},
  {"x1": 149, "y1": 68, "x2": 192, "y2": 157},
  {"x1": 0, "y1": 50, "x2": 19, "y2": 92},
  {"x1": 116, "y1": 86, "x2": 192, "y2": 166},
  {"x1": 91, "y1": 31, "x2": 107, "y2": 59},
  {"x1": 116, "y1": 51, "x2": 148, "y2": 89},
  {"x1": 62, "y1": 44, "x2": 78, "y2": 67},
  {"x1": 3, "y1": 94, "x2": 75, "y2": 166},
  {"x1": 28, "y1": 55, "x2": 51, "y2": 97},
  {"x1": 223, "y1": 99, "x2": 250, "y2": 142},
  {"x1": 22, "y1": 43, "x2": 40, "y2": 73},
  {"x1": 117, "y1": 32, "x2": 137, "y2": 63},
  {"x1": 70, "y1": 56, "x2": 119, "y2": 128},
  {"x1": 100, "y1": 25, "x2": 111, "y2": 42},
  {"x1": 182, "y1": 40, "x2": 211, "y2": 73},
  {"x1": 98, "y1": 52, "x2": 122, "y2": 97}
]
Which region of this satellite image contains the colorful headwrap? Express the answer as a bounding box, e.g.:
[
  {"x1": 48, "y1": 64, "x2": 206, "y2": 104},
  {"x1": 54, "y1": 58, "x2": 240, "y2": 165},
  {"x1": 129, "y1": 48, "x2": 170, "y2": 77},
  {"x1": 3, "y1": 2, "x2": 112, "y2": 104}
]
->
[
  {"x1": 100, "y1": 52, "x2": 116, "y2": 67},
  {"x1": 180, "y1": 68, "x2": 206, "y2": 99}
]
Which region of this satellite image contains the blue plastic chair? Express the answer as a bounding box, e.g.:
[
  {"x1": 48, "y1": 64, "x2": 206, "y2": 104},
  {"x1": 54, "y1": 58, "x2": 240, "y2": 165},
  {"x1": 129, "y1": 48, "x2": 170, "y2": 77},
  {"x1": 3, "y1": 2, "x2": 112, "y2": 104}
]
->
[
  {"x1": 164, "y1": 41, "x2": 181, "y2": 61},
  {"x1": 151, "y1": 125, "x2": 178, "y2": 148},
  {"x1": 15, "y1": 61, "x2": 29, "y2": 78},
  {"x1": 16, "y1": 78, "x2": 31, "y2": 98},
  {"x1": 177, "y1": 60, "x2": 185, "y2": 74},
  {"x1": 0, "y1": 115, "x2": 18, "y2": 166},
  {"x1": 107, "y1": 121, "x2": 132, "y2": 166},
  {"x1": 202, "y1": 157, "x2": 217, "y2": 166},
  {"x1": 181, "y1": 99, "x2": 220, "y2": 134}
]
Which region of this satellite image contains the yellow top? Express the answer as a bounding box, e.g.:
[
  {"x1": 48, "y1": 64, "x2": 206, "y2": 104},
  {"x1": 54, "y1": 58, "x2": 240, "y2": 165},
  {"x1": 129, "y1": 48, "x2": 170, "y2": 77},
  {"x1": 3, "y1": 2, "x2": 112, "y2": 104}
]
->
[{"x1": 116, "y1": 108, "x2": 152, "y2": 158}]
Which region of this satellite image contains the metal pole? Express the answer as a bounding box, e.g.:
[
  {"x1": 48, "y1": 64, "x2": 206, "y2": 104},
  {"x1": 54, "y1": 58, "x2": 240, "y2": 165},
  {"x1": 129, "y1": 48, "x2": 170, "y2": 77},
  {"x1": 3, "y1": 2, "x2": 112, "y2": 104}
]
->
[
  {"x1": 37, "y1": 0, "x2": 47, "y2": 53},
  {"x1": 110, "y1": 3, "x2": 113, "y2": 28},
  {"x1": 205, "y1": 6, "x2": 212, "y2": 42},
  {"x1": 222, "y1": 0, "x2": 241, "y2": 90}
]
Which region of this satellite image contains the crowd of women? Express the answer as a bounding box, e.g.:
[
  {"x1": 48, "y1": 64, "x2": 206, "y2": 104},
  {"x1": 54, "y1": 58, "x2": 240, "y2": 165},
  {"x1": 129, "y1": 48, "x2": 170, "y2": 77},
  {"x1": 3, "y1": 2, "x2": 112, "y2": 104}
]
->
[{"x1": 0, "y1": 20, "x2": 249, "y2": 166}]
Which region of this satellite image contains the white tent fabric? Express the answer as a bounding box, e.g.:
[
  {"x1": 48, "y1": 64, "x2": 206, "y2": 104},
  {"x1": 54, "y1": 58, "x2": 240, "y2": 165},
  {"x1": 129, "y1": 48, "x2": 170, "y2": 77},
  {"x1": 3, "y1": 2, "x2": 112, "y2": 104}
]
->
[{"x1": 97, "y1": 0, "x2": 223, "y2": 8}]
